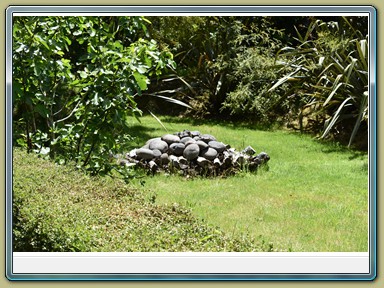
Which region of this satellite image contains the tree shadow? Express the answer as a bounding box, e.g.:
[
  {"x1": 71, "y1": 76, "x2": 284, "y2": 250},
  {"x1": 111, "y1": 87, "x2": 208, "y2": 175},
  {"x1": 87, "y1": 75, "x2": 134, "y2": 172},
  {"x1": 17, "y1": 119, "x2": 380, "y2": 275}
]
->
[
  {"x1": 159, "y1": 115, "x2": 278, "y2": 132},
  {"x1": 320, "y1": 144, "x2": 368, "y2": 160},
  {"x1": 124, "y1": 124, "x2": 159, "y2": 151}
]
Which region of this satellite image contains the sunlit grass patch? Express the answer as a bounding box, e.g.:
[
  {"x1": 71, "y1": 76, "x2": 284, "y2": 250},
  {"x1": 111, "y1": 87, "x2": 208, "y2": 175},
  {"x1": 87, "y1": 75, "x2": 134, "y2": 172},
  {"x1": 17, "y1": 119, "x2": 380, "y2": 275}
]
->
[{"x1": 128, "y1": 116, "x2": 369, "y2": 252}]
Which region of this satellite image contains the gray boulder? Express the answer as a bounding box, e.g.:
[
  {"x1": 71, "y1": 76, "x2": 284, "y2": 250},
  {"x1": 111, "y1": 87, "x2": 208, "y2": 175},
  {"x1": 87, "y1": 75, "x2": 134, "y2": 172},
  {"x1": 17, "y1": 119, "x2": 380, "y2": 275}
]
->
[
  {"x1": 178, "y1": 156, "x2": 189, "y2": 170},
  {"x1": 200, "y1": 147, "x2": 218, "y2": 160},
  {"x1": 149, "y1": 160, "x2": 158, "y2": 173},
  {"x1": 169, "y1": 155, "x2": 179, "y2": 169},
  {"x1": 200, "y1": 134, "x2": 216, "y2": 143},
  {"x1": 136, "y1": 148, "x2": 155, "y2": 160},
  {"x1": 208, "y1": 141, "x2": 226, "y2": 153},
  {"x1": 233, "y1": 154, "x2": 245, "y2": 166},
  {"x1": 122, "y1": 130, "x2": 270, "y2": 178},
  {"x1": 242, "y1": 145, "x2": 256, "y2": 156},
  {"x1": 257, "y1": 152, "x2": 270, "y2": 163},
  {"x1": 197, "y1": 156, "x2": 210, "y2": 168},
  {"x1": 169, "y1": 142, "x2": 185, "y2": 156},
  {"x1": 213, "y1": 158, "x2": 222, "y2": 168},
  {"x1": 161, "y1": 134, "x2": 180, "y2": 144},
  {"x1": 146, "y1": 137, "x2": 161, "y2": 145},
  {"x1": 149, "y1": 139, "x2": 168, "y2": 153},
  {"x1": 180, "y1": 136, "x2": 193, "y2": 144},
  {"x1": 184, "y1": 139, "x2": 197, "y2": 146},
  {"x1": 190, "y1": 131, "x2": 201, "y2": 137},
  {"x1": 128, "y1": 149, "x2": 137, "y2": 158},
  {"x1": 196, "y1": 140, "x2": 208, "y2": 150},
  {"x1": 160, "y1": 153, "x2": 170, "y2": 165},
  {"x1": 141, "y1": 144, "x2": 150, "y2": 150},
  {"x1": 183, "y1": 143, "x2": 200, "y2": 160},
  {"x1": 178, "y1": 130, "x2": 191, "y2": 138},
  {"x1": 152, "y1": 149, "x2": 162, "y2": 158}
]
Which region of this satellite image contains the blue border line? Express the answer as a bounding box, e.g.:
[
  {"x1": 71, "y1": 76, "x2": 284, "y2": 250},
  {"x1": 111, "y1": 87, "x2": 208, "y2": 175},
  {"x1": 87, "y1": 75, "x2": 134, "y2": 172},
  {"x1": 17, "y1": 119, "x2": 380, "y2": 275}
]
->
[{"x1": 370, "y1": 5, "x2": 377, "y2": 281}]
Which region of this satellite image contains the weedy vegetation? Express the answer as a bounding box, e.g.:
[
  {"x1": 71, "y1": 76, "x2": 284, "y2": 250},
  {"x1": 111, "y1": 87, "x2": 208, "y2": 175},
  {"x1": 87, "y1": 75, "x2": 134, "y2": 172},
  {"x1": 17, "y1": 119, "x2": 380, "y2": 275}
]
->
[{"x1": 13, "y1": 147, "x2": 272, "y2": 252}]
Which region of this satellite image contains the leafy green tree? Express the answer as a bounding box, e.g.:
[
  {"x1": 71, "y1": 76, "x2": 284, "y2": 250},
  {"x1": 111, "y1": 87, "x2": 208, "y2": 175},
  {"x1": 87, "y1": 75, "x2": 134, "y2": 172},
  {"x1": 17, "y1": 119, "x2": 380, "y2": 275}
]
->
[{"x1": 13, "y1": 16, "x2": 175, "y2": 175}]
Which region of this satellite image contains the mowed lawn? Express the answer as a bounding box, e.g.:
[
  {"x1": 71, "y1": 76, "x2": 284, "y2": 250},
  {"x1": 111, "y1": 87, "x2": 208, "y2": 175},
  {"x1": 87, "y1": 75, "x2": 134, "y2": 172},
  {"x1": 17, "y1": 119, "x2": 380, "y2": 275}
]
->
[{"x1": 127, "y1": 115, "x2": 369, "y2": 252}]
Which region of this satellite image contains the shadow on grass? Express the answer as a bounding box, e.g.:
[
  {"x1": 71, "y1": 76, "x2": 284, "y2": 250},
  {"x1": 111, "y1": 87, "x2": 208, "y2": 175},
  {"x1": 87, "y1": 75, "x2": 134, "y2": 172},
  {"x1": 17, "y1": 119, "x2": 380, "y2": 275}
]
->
[
  {"x1": 159, "y1": 115, "x2": 279, "y2": 132},
  {"x1": 320, "y1": 141, "x2": 368, "y2": 160},
  {"x1": 128, "y1": 115, "x2": 368, "y2": 159},
  {"x1": 124, "y1": 124, "x2": 159, "y2": 150},
  {"x1": 123, "y1": 115, "x2": 277, "y2": 152}
]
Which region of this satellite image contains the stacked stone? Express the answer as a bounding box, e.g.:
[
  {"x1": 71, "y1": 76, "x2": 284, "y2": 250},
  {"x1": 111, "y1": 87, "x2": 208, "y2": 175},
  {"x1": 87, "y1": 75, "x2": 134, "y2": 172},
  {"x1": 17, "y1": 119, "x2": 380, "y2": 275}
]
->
[{"x1": 123, "y1": 130, "x2": 270, "y2": 177}]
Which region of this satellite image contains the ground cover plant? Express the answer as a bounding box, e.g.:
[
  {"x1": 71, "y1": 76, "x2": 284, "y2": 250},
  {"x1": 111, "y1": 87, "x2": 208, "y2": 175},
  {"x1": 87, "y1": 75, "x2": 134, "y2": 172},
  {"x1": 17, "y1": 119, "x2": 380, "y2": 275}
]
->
[
  {"x1": 125, "y1": 116, "x2": 368, "y2": 252},
  {"x1": 13, "y1": 147, "x2": 271, "y2": 252}
]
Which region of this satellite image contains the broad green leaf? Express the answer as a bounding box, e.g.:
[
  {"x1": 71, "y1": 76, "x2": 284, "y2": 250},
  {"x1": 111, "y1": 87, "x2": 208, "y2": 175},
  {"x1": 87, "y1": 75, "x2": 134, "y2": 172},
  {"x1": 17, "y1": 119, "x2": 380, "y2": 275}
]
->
[
  {"x1": 91, "y1": 93, "x2": 100, "y2": 105},
  {"x1": 79, "y1": 71, "x2": 88, "y2": 79},
  {"x1": 34, "y1": 104, "x2": 50, "y2": 118},
  {"x1": 133, "y1": 72, "x2": 148, "y2": 91},
  {"x1": 63, "y1": 36, "x2": 72, "y2": 45},
  {"x1": 34, "y1": 35, "x2": 50, "y2": 50},
  {"x1": 105, "y1": 50, "x2": 123, "y2": 58},
  {"x1": 136, "y1": 66, "x2": 148, "y2": 74},
  {"x1": 15, "y1": 44, "x2": 26, "y2": 53},
  {"x1": 33, "y1": 63, "x2": 42, "y2": 76}
]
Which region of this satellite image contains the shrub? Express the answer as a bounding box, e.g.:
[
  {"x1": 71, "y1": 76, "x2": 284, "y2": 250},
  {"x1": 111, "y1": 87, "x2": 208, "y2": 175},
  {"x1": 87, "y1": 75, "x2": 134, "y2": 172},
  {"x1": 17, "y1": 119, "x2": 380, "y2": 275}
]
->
[
  {"x1": 268, "y1": 17, "x2": 369, "y2": 148},
  {"x1": 147, "y1": 17, "x2": 285, "y2": 119},
  {"x1": 13, "y1": 148, "x2": 271, "y2": 252}
]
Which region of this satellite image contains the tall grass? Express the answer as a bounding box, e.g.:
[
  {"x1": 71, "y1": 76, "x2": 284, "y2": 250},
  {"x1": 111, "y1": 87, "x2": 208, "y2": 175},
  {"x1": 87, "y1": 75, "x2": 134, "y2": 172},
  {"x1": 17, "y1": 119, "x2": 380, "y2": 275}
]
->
[
  {"x1": 13, "y1": 147, "x2": 270, "y2": 252},
  {"x1": 128, "y1": 115, "x2": 369, "y2": 252}
]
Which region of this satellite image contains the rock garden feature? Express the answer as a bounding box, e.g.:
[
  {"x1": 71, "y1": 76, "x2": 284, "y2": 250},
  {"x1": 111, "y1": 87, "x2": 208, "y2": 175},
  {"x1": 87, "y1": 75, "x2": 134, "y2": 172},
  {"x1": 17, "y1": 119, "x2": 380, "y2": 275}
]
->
[{"x1": 121, "y1": 130, "x2": 270, "y2": 177}]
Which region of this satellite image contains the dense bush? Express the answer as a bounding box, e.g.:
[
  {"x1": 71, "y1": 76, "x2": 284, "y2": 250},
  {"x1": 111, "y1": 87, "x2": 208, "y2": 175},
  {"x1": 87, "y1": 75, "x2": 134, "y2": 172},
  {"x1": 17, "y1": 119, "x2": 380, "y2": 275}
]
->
[
  {"x1": 13, "y1": 148, "x2": 272, "y2": 252},
  {"x1": 147, "y1": 17, "x2": 287, "y2": 120},
  {"x1": 146, "y1": 16, "x2": 238, "y2": 117},
  {"x1": 221, "y1": 44, "x2": 287, "y2": 123},
  {"x1": 146, "y1": 16, "x2": 368, "y2": 148},
  {"x1": 269, "y1": 17, "x2": 368, "y2": 147}
]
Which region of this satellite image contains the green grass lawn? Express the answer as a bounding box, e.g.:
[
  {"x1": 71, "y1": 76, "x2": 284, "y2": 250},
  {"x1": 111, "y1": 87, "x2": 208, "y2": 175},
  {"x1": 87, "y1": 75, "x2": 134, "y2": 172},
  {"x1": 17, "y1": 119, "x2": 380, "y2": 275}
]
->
[{"x1": 127, "y1": 115, "x2": 369, "y2": 252}]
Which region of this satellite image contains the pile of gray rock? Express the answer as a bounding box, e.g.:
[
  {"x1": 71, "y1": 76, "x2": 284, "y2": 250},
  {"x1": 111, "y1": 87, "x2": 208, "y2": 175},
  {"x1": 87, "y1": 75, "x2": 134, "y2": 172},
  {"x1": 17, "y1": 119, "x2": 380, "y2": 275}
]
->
[{"x1": 120, "y1": 130, "x2": 270, "y2": 177}]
